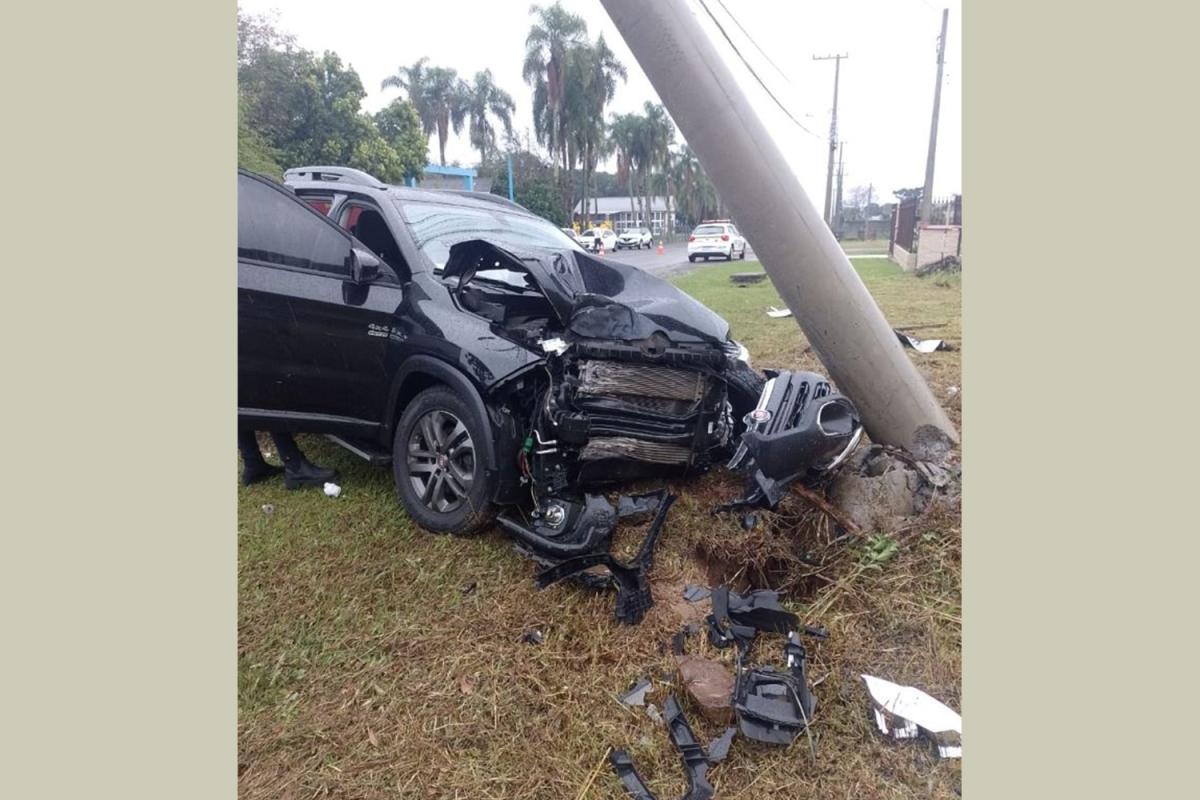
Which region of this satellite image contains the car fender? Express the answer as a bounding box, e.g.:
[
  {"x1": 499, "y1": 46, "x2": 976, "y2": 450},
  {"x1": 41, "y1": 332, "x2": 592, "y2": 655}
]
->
[{"x1": 383, "y1": 354, "x2": 521, "y2": 503}]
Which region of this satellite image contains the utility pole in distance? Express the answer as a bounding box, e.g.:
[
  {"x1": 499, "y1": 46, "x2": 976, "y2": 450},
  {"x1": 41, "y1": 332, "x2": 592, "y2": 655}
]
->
[
  {"x1": 834, "y1": 142, "x2": 845, "y2": 233},
  {"x1": 599, "y1": 0, "x2": 957, "y2": 452},
  {"x1": 920, "y1": 9, "x2": 949, "y2": 224},
  {"x1": 814, "y1": 53, "x2": 848, "y2": 226}
]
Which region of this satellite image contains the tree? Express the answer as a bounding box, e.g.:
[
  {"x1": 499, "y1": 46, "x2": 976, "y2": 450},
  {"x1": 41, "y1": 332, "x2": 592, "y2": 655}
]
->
[
  {"x1": 522, "y1": 2, "x2": 587, "y2": 186},
  {"x1": 634, "y1": 102, "x2": 675, "y2": 235},
  {"x1": 609, "y1": 113, "x2": 642, "y2": 225},
  {"x1": 421, "y1": 67, "x2": 469, "y2": 166},
  {"x1": 373, "y1": 100, "x2": 429, "y2": 179},
  {"x1": 238, "y1": 10, "x2": 414, "y2": 185},
  {"x1": 565, "y1": 35, "x2": 625, "y2": 228},
  {"x1": 465, "y1": 70, "x2": 515, "y2": 167},
  {"x1": 381, "y1": 57, "x2": 434, "y2": 144}
]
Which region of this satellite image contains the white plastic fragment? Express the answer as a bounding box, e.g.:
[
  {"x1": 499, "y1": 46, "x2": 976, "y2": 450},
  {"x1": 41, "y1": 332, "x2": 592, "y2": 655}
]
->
[
  {"x1": 540, "y1": 337, "x2": 570, "y2": 355},
  {"x1": 261, "y1": 504, "x2": 274, "y2": 515},
  {"x1": 323, "y1": 482, "x2": 342, "y2": 498},
  {"x1": 862, "y1": 674, "x2": 962, "y2": 758},
  {"x1": 766, "y1": 306, "x2": 793, "y2": 318}
]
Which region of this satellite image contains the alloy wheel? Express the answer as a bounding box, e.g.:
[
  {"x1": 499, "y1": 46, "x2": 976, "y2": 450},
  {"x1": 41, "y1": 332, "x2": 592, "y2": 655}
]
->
[{"x1": 407, "y1": 410, "x2": 476, "y2": 513}]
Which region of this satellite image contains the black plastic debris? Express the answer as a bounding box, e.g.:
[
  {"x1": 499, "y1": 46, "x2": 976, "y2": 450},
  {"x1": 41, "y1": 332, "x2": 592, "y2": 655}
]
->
[
  {"x1": 617, "y1": 490, "x2": 666, "y2": 523},
  {"x1": 664, "y1": 695, "x2": 715, "y2": 800},
  {"x1": 732, "y1": 632, "x2": 817, "y2": 746},
  {"x1": 682, "y1": 584, "x2": 711, "y2": 603},
  {"x1": 705, "y1": 587, "x2": 800, "y2": 652},
  {"x1": 740, "y1": 513, "x2": 758, "y2": 531},
  {"x1": 706, "y1": 727, "x2": 736, "y2": 764},
  {"x1": 721, "y1": 370, "x2": 862, "y2": 510},
  {"x1": 612, "y1": 696, "x2": 737, "y2": 800},
  {"x1": 610, "y1": 750, "x2": 658, "y2": 800},
  {"x1": 672, "y1": 622, "x2": 700, "y2": 655},
  {"x1": 460, "y1": 581, "x2": 477, "y2": 595},
  {"x1": 535, "y1": 494, "x2": 677, "y2": 624},
  {"x1": 619, "y1": 677, "x2": 653, "y2": 707},
  {"x1": 520, "y1": 630, "x2": 544, "y2": 646}
]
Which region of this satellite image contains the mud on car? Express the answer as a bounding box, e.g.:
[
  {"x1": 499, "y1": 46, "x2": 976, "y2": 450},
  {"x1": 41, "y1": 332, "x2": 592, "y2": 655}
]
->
[{"x1": 239, "y1": 166, "x2": 861, "y2": 609}]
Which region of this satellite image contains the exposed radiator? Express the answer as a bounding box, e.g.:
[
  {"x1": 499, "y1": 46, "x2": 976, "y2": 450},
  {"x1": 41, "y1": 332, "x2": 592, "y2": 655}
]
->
[
  {"x1": 579, "y1": 436, "x2": 694, "y2": 464},
  {"x1": 577, "y1": 360, "x2": 707, "y2": 402}
]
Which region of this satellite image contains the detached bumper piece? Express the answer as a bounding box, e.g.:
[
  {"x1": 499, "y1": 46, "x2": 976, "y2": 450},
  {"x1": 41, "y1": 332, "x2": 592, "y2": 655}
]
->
[
  {"x1": 726, "y1": 370, "x2": 863, "y2": 509},
  {"x1": 611, "y1": 695, "x2": 733, "y2": 800},
  {"x1": 733, "y1": 633, "x2": 817, "y2": 746},
  {"x1": 528, "y1": 493, "x2": 676, "y2": 625},
  {"x1": 705, "y1": 587, "x2": 798, "y2": 651}
]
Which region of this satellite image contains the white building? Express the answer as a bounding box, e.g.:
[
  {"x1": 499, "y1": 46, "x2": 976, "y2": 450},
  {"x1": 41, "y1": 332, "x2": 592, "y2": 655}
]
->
[{"x1": 572, "y1": 196, "x2": 676, "y2": 235}]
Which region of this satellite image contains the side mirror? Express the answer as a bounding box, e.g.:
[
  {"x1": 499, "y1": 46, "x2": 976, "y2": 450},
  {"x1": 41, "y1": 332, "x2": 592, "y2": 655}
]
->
[{"x1": 350, "y1": 247, "x2": 381, "y2": 284}]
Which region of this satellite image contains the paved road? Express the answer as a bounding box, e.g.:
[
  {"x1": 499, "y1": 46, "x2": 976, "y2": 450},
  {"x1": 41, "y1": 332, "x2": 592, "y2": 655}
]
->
[{"x1": 596, "y1": 241, "x2": 757, "y2": 277}]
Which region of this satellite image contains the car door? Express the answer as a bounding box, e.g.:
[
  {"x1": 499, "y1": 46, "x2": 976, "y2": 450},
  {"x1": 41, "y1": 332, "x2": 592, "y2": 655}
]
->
[{"x1": 238, "y1": 172, "x2": 401, "y2": 430}]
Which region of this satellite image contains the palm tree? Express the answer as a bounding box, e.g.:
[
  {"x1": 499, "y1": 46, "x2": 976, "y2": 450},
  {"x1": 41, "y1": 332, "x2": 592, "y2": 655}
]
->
[
  {"x1": 565, "y1": 35, "x2": 625, "y2": 229},
  {"x1": 381, "y1": 57, "x2": 434, "y2": 140},
  {"x1": 637, "y1": 102, "x2": 675, "y2": 236},
  {"x1": 422, "y1": 67, "x2": 469, "y2": 166},
  {"x1": 609, "y1": 113, "x2": 643, "y2": 226},
  {"x1": 522, "y1": 2, "x2": 587, "y2": 185},
  {"x1": 465, "y1": 70, "x2": 515, "y2": 166}
]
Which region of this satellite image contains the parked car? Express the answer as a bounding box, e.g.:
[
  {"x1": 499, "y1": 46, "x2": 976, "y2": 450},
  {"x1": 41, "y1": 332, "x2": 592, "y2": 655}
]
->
[
  {"x1": 687, "y1": 220, "x2": 747, "y2": 262},
  {"x1": 616, "y1": 226, "x2": 653, "y2": 250},
  {"x1": 238, "y1": 166, "x2": 860, "y2": 560},
  {"x1": 580, "y1": 227, "x2": 617, "y2": 253},
  {"x1": 560, "y1": 227, "x2": 589, "y2": 249}
]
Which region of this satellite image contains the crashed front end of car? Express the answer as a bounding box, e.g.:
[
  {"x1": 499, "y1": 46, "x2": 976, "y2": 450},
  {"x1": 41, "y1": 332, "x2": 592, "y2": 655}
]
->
[{"x1": 442, "y1": 239, "x2": 862, "y2": 621}]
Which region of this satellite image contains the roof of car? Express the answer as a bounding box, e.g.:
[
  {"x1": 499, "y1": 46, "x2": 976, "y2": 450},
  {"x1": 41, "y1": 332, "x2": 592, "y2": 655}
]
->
[{"x1": 281, "y1": 167, "x2": 534, "y2": 216}]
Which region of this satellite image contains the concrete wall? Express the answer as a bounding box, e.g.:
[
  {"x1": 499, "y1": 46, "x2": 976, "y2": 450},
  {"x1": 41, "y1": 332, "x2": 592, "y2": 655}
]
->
[
  {"x1": 891, "y1": 244, "x2": 916, "y2": 270},
  {"x1": 915, "y1": 226, "x2": 961, "y2": 270}
]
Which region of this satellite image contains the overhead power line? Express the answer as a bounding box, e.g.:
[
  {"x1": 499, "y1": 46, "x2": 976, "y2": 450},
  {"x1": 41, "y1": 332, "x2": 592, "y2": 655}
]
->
[
  {"x1": 694, "y1": 0, "x2": 822, "y2": 140},
  {"x1": 714, "y1": 0, "x2": 794, "y2": 86}
]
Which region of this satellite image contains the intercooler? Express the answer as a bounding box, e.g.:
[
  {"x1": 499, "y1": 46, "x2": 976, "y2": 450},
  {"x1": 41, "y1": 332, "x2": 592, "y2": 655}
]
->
[
  {"x1": 571, "y1": 360, "x2": 716, "y2": 466},
  {"x1": 579, "y1": 436, "x2": 694, "y2": 464}
]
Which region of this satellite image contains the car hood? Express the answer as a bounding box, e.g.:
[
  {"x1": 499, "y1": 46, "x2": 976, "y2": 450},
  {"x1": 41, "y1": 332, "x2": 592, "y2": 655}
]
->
[{"x1": 444, "y1": 240, "x2": 730, "y2": 345}]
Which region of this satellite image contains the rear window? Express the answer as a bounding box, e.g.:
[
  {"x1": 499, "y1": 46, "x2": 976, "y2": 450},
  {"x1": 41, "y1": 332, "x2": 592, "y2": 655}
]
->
[
  {"x1": 693, "y1": 225, "x2": 725, "y2": 236},
  {"x1": 396, "y1": 200, "x2": 582, "y2": 270}
]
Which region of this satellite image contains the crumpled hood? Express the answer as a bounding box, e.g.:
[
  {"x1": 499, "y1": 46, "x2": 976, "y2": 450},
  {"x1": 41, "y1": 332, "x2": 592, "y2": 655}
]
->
[{"x1": 445, "y1": 240, "x2": 730, "y2": 345}]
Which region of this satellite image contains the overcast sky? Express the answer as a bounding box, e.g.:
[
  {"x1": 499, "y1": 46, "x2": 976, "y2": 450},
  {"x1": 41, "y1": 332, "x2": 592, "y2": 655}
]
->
[{"x1": 239, "y1": 0, "x2": 961, "y2": 203}]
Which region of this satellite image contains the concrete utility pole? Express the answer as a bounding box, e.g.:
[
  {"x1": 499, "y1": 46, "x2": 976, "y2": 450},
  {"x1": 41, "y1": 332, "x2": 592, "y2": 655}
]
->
[
  {"x1": 920, "y1": 8, "x2": 949, "y2": 224},
  {"x1": 600, "y1": 0, "x2": 957, "y2": 451},
  {"x1": 813, "y1": 53, "x2": 847, "y2": 226},
  {"x1": 834, "y1": 142, "x2": 845, "y2": 232}
]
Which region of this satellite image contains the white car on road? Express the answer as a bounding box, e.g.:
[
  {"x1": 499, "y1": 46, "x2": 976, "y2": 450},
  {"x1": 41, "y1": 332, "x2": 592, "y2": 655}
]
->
[
  {"x1": 581, "y1": 227, "x2": 618, "y2": 253},
  {"x1": 615, "y1": 226, "x2": 653, "y2": 250},
  {"x1": 687, "y1": 221, "x2": 747, "y2": 262},
  {"x1": 561, "y1": 227, "x2": 590, "y2": 250}
]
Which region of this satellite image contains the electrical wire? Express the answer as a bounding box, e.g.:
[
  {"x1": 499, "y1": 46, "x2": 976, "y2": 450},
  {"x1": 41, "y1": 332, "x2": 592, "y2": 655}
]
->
[
  {"x1": 714, "y1": 0, "x2": 793, "y2": 87},
  {"x1": 695, "y1": 0, "x2": 823, "y2": 140}
]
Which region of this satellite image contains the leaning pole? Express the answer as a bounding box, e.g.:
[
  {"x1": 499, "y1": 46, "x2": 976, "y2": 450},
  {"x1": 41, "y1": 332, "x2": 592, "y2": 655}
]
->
[{"x1": 600, "y1": 0, "x2": 957, "y2": 451}]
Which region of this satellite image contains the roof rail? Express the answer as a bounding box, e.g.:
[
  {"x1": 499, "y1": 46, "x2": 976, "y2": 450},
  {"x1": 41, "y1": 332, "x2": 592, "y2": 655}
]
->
[{"x1": 283, "y1": 166, "x2": 388, "y2": 189}]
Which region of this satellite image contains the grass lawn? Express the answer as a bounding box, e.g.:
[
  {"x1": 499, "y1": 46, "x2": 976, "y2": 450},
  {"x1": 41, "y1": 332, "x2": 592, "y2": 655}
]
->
[{"x1": 239, "y1": 258, "x2": 961, "y2": 799}]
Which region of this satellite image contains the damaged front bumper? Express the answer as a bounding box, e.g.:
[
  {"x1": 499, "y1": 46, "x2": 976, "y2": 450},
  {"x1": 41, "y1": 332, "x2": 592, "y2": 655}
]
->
[{"x1": 726, "y1": 370, "x2": 863, "y2": 508}]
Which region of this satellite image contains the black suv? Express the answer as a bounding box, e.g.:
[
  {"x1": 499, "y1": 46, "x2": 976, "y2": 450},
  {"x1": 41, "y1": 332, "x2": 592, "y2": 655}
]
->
[{"x1": 238, "y1": 166, "x2": 860, "y2": 545}]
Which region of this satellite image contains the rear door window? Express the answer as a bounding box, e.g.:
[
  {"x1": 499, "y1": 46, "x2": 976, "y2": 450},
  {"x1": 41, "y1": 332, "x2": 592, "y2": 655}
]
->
[{"x1": 239, "y1": 175, "x2": 352, "y2": 276}]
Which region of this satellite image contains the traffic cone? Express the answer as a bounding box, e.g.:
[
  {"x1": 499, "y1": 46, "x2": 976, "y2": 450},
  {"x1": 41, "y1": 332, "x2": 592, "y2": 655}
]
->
[{"x1": 657, "y1": 240, "x2": 665, "y2": 255}]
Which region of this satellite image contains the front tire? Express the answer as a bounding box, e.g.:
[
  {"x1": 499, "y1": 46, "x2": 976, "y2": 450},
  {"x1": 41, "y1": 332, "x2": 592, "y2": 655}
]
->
[
  {"x1": 393, "y1": 386, "x2": 495, "y2": 534},
  {"x1": 726, "y1": 361, "x2": 767, "y2": 432}
]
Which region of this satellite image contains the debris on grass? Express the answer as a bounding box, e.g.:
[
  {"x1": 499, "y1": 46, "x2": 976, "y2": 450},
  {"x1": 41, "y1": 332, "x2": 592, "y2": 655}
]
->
[
  {"x1": 322, "y1": 482, "x2": 342, "y2": 497},
  {"x1": 862, "y1": 674, "x2": 962, "y2": 758},
  {"x1": 521, "y1": 630, "x2": 544, "y2": 646},
  {"x1": 618, "y1": 677, "x2": 652, "y2": 708},
  {"x1": 894, "y1": 329, "x2": 953, "y2": 353},
  {"x1": 260, "y1": 504, "x2": 274, "y2": 515},
  {"x1": 766, "y1": 306, "x2": 792, "y2": 318},
  {"x1": 682, "y1": 584, "x2": 711, "y2": 603}
]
